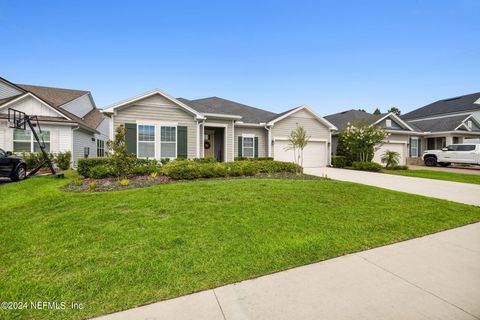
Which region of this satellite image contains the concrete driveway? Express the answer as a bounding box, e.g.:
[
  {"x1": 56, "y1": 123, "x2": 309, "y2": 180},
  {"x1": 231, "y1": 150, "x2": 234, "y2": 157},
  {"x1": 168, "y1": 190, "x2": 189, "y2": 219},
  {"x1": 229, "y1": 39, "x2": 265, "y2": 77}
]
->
[
  {"x1": 305, "y1": 167, "x2": 480, "y2": 206},
  {"x1": 94, "y1": 222, "x2": 480, "y2": 320}
]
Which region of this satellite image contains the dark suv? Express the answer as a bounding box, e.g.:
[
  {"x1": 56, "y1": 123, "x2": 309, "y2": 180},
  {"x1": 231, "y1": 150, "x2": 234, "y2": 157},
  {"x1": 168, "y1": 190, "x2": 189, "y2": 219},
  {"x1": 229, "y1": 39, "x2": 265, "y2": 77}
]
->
[{"x1": 0, "y1": 148, "x2": 27, "y2": 181}]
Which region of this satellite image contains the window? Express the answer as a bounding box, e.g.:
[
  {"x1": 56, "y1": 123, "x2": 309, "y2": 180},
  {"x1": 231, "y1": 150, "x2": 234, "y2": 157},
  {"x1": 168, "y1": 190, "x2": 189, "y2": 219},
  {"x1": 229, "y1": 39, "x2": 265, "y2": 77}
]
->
[
  {"x1": 242, "y1": 136, "x2": 254, "y2": 158},
  {"x1": 467, "y1": 120, "x2": 473, "y2": 129},
  {"x1": 138, "y1": 125, "x2": 155, "y2": 158},
  {"x1": 161, "y1": 126, "x2": 176, "y2": 158},
  {"x1": 13, "y1": 129, "x2": 50, "y2": 153},
  {"x1": 97, "y1": 139, "x2": 105, "y2": 157},
  {"x1": 457, "y1": 145, "x2": 475, "y2": 151},
  {"x1": 410, "y1": 138, "x2": 419, "y2": 158},
  {"x1": 446, "y1": 145, "x2": 458, "y2": 151},
  {"x1": 386, "y1": 119, "x2": 392, "y2": 128}
]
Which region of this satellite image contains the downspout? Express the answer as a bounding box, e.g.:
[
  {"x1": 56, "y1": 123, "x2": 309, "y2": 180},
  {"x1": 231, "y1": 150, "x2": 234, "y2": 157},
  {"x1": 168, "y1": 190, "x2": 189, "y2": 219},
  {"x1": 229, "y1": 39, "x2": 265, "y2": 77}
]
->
[
  {"x1": 264, "y1": 124, "x2": 272, "y2": 158},
  {"x1": 72, "y1": 126, "x2": 80, "y2": 168}
]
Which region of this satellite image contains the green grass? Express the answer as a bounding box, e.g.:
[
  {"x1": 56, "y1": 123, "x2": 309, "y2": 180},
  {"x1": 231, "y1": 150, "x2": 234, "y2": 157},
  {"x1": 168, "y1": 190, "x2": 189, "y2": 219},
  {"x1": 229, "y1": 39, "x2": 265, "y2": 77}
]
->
[
  {"x1": 1, "y1": 171, "x2": 480, "y2": 320},
  {"x1": 383, "y1": 169, "x2": 480, "y2": 185}
]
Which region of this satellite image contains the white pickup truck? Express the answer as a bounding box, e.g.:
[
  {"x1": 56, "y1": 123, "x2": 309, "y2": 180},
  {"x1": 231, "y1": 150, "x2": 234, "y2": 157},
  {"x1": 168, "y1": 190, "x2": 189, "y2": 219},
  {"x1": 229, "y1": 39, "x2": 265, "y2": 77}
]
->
[{"x1": 422, "y1": 144, "x2": 480, "y2": 167}]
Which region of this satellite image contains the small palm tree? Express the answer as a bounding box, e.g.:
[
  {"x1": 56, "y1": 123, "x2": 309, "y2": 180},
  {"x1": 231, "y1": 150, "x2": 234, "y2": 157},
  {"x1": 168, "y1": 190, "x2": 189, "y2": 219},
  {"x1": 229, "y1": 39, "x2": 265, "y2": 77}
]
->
[{"x1": 380, "y1": 150, "x2": 400, "y2": 169}]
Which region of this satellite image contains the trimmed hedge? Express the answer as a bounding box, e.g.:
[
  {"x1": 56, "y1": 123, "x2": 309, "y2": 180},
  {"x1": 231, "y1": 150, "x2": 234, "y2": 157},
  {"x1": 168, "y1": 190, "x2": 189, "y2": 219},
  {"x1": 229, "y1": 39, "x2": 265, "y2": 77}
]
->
[
  {"x1": 234, "y1": 157, "x2": 274, "y2": 161},
  {"x1": 352, "y1": 161, "x2": 382, "y2": 172},
  {"x1": 78, "y1": 158, "x2": 162, "y2": 178},
  {"x1": 332, "y1": 156, "x2": 346, "y2": 168},
  {"x1": 388, "y1": 165, "x2": 409, "y2": 170},
  {"x1": 161, "y1": 160, "x2": 302, "y2": 180}
]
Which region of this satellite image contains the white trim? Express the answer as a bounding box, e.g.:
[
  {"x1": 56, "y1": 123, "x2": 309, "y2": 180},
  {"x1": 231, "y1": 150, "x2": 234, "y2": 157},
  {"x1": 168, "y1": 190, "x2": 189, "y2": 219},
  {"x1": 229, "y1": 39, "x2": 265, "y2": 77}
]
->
[
  {"x1": 204, "y1": 113, "x2": 242, "y2": 120},
  {"x1": 241, "y1": 135, "x2": 255, "y2": 158},
  {"x1": 372, "y1": 112, "x2": 415, "y2": 132},
  {"x1": 273, "y1": 136, "x2": 328, "y2": 142},
  {"x1": 234, "y1": 122, "x2": 267, "y2": 127},
  {"x1": 231, "y1": 120, "x2": 235, "y2": 162},
  {"x1": 136, "y1": 123, "x2": 156, "y2": 159},
  {"x1": 136, "y1": 120, "x2": 178, "y2": 126},
  {"x1": 0, "y1": 92, "x2": 72, "y2": 120},
  {"x1": 102, "y1": 88, "x2": 205, "y2": 120},
  {"x1": 267, "y1": 105, "x2": 337, "y2": 130}
]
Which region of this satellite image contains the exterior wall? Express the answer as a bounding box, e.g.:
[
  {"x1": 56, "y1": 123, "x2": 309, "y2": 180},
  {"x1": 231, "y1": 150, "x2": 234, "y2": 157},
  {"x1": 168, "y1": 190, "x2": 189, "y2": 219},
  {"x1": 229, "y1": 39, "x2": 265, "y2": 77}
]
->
[
  {"x1": 0, "y1": 95, "x2": 61, "y2": 117},
  {"x1": 204, "y1": 119, "x2": 234, "y2": 161},
  {"x1": 234, "y1": 126, "x2": 268, "y2": 158},
  {"x1": 73, "y1": 128, "x2": 95, "y2": 166},
  {"x1": 0, "y1": 81, "x2": 22, "y2": 99},
  {"x1": 0, "y1": 120, "x2": 73, "y2": 155},
  {"x1": 112, "y1": 94, "x2": 198, "y2": 159},
  {"x1": 62, "y1": 94, "x2": 94, "y2": 118},
  {"x1": 377, "y1": 117, "x2": 403, "y2": 130},
  {"x1": 271, "y1": 109, "x2": 330, "y2": 158}
]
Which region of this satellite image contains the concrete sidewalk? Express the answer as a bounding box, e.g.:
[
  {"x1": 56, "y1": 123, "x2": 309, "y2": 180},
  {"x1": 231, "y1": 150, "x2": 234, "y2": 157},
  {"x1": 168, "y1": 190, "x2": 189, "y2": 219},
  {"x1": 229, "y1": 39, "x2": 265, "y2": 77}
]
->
[
  {"x1": 305, "y1": 167, "x2": 480, "y2": 206},
  {"x1": 94, "y1": 223, "x2": 480, "y2": 320}
]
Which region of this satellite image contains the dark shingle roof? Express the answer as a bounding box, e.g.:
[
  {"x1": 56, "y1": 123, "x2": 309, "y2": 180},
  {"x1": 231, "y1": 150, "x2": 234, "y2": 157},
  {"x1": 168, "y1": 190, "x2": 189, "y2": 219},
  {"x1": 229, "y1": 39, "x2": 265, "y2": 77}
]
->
[
  {"x1": 178, "y1": 96, "x2": 277, "y2": 123},
  {"x1": 406, "y1": 115, "x2": 469, "y2": 132},
  {"x1": 324, "y1": 109, "x2": 379, "y2": 132},
  {"x1": 15, "y1": 84, "x2": 89, "y2": 108},
  {"x1": 402, "y1": 92, "x2": 480, "y2": 120}
]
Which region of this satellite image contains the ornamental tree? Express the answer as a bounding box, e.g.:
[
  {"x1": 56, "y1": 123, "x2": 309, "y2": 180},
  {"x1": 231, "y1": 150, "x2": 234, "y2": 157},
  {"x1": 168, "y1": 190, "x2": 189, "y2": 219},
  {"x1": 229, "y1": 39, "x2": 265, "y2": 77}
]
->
[
  {"x1": 285, "y1": 125, "x2": 310, "y2": 170},
  {"x1": 338, "y1": 124, "x2": 388, "y2": 162}
]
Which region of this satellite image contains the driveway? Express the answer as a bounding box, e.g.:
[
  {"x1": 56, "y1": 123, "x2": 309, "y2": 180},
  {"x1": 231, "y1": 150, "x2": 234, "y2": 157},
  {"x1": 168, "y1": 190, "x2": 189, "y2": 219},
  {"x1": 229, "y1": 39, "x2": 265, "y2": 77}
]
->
[
  {"x1": 94, "y1": 222, "x2": 480, "y2": 320},
  {"x1": 409, "y1": 165, "x2": 480, "y2": 175},
  {"x1": 305, "y1": 167, "x2": 480, "y2": 206}
]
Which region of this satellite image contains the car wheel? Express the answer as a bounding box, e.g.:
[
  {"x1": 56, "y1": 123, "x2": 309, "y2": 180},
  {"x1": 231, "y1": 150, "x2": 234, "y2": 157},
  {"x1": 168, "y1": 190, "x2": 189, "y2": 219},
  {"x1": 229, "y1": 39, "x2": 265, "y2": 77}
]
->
[
  {"x1": 11, "y1": 165, "x2": 27, "y2": 181},
  {"x1": 424, "y1": 157, "x2": 437, "y2": 167},
  {"x1": 439, "y1": 162, "x2": 451, "y2": 167}
]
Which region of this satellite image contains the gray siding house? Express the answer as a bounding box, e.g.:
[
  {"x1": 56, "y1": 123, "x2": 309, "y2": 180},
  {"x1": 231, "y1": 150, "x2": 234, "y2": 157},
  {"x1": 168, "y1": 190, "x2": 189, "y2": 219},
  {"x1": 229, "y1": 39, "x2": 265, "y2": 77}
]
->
[
  {"x1": 102, "y1": 89, "x2": 337, "y2": 167},
  {"x1": 326, "y1": 92, "x2": 480, "y2": 165},
  {"x1": 0, "y1": 76, "x2": 109, "y2": 166}
]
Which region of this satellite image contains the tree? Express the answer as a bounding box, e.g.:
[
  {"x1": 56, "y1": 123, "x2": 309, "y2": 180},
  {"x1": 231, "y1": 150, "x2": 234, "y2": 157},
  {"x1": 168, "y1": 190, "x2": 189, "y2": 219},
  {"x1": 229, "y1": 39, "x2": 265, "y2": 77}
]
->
[
  {"x1": 285, "y1": 125, "x2": 310, "y2": 170},
  {"x1": 339, "y1": 124, "x2": 388, "y2": 162},
  {"x1": 358, "y1": 108, "x2": 366, "y2": 112},
  {"x1": 107, "y1": 126, "x2": 135, "y2": 179},
  {"x1": 380, "y1": 150, "x2": 400, "y2": 169},
  {"x1": 373, "y1": 108, "x2": 381, "y2": 115},
  {"x1": 387, "y1": 107, "x2": 401, "y2": 116}
]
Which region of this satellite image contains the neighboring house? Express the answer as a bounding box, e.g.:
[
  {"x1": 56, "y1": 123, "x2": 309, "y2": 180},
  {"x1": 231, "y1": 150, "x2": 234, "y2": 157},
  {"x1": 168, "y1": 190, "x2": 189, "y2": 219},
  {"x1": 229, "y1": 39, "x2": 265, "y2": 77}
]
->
[
  {"x1": 0, "y1": 77, "x2": 109, "y2": 166},
  {"x1": 102, "y1": 89, "x2": 337, "y2": 167},
  {"x1": 325, "y1": 110, "x2": 415, "y2": 165},
  {"x1": 326, "y1": 92, "x2": 480, "y2": 165}
]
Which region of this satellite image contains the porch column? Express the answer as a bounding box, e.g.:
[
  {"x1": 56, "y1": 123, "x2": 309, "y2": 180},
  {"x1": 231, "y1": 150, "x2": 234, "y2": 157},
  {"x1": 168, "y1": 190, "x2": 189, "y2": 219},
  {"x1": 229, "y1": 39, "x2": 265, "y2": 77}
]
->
[{"x1": 446, "y1": 135, "x2": 453, "y2": 146}]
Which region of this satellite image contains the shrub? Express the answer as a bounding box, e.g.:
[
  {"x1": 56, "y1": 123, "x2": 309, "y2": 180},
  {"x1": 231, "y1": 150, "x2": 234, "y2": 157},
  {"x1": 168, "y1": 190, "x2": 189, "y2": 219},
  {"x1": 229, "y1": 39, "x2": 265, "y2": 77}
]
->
[
  {"x1": 161, "y1": 160, "x2": 300, "y2": 180},
  {"x1": 148, "y1": 172, "x2": 158, "y2": 181},
  {"x1": 352, "y1": 161, "x2": 382, "y2": 172},
  {"x1": 117, "y1": 178, "x2": 129, "y2": 187},
  {"x1": 19, "y1": 152, "x2": 54, "y2": 170},
  {"x1": 332, "y1": 156, "x2": 346, "y2": 168},
  {"x1": 73, "y1": 178, "x2": 83, "y2": 186},
  {"x1": 130, "y1": 159, "x2": 161, "y2": 175},
  {"x1": 107, "y1": 126, "x2": 136, "y2": 178},
  {"x1": 389, "y1": 165, "x2": 409, "y2": 170},
  {"x1": 55, "y1": 151, "x2": 71, "y2": 170},
  {"x1": 89, "y1": 165, "x2": 114, "y2": 179},
  {"x1": 380, "y1": 150, "x2": 400, "y2": 169},
  {"x1": 77, "y1": 158, "x2": 111, "y2": 177},
  {"x1": 88, "y1": 180, "x2": 97, "y2": 190},
  {"x1": 192, "y1": 157, "x2": 217, "y2": 163},
  {"x1": 234, "y1": 157, "x2": 273, "y2": 161}
]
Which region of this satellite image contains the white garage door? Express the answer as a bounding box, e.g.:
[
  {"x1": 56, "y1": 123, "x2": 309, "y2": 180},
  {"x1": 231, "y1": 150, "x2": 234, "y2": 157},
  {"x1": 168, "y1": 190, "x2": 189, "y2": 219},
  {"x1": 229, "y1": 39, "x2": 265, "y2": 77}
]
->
[
  {"x1": 273, "y1": 140, "x2": 327, "y2": 168},
  {"x1": 373, "y1": 143, "x2": 406, "y2": 165}
]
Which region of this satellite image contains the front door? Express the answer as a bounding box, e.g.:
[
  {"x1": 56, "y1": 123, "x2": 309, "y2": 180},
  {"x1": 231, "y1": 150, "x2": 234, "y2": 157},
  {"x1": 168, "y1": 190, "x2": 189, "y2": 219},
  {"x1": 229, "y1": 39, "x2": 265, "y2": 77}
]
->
[{"x1": 204, "y1": 130, "x2": 215, "y2": 158}]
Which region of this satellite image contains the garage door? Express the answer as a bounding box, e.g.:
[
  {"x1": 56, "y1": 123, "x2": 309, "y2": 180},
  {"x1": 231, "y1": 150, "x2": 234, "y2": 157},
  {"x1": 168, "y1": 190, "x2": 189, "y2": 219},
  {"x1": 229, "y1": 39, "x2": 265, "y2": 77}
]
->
[
  {"x1": 373, "y1": 143, "x2": 406, "y2": 165},
  {"x1": 273, "y1": 140, "x2": 327, "y2": 167}
]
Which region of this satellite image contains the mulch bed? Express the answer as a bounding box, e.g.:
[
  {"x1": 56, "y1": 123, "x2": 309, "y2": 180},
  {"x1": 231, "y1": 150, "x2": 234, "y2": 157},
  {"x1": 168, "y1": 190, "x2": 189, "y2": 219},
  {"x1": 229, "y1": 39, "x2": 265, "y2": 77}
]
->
[{"x1": 63, "y1": 173, "x2": 326, "y2": 192}]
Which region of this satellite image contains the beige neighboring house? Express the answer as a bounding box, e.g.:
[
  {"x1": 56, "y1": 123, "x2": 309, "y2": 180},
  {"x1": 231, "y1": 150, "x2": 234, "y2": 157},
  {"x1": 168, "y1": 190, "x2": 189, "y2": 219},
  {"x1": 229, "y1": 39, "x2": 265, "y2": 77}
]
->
[
  {"x1": 326, "y1": 91, "x2": 480, "y2": 165},
  {"x1": 102, "y1": 89, "x2": 337, "y2": 167},
  {"x1": 0, "y1": 76, "x2": 109, "y2": 166}
]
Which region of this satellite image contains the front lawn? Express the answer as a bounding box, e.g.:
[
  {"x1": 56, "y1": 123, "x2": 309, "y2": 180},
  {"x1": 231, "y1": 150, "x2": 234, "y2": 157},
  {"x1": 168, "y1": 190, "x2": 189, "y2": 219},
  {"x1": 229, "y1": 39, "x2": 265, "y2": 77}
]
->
[
  {"x1": 383, "y1": 169, "x2": 480, "y2": 185},
  {"x1": 1, "y1": 172, "x2": 480, "y2": 320}
]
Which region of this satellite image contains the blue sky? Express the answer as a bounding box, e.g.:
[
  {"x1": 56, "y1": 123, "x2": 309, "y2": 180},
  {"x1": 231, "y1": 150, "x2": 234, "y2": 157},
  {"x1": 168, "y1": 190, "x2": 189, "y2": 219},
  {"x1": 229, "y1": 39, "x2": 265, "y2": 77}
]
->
[{"x1": 1, "y1": 0, "x2": 478, "y2": 115}]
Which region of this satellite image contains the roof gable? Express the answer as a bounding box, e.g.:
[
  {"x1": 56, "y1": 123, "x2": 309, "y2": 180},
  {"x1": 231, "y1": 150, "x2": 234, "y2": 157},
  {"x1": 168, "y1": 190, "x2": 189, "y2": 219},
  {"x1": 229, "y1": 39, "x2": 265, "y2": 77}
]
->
[
  {"x1": 402, "y1": 92, "x2": 480, "y2": 120},
  {"x1": 267, "y1": 105, "x2": 337, "y2": 130},
  {"x1": 103, "y1": 89, "x2": 204, "y2": 119}
]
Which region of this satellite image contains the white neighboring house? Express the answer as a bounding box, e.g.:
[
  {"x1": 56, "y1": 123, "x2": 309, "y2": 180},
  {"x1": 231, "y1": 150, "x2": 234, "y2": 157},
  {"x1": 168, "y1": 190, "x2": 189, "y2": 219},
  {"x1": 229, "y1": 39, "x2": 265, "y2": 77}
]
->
[{"x1": 0, "y1": 76, "x2": 109, "y2": 167}]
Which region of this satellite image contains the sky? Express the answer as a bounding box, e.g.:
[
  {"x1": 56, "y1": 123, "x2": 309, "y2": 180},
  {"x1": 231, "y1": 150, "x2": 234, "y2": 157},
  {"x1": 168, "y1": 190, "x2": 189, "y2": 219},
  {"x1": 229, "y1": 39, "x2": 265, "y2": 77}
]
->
[{"x1": 1, "y1": 0, "x2": 479, "y2": 115}]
